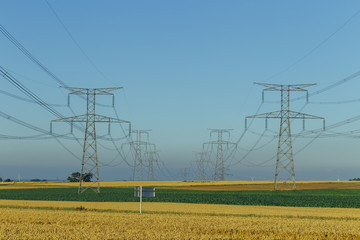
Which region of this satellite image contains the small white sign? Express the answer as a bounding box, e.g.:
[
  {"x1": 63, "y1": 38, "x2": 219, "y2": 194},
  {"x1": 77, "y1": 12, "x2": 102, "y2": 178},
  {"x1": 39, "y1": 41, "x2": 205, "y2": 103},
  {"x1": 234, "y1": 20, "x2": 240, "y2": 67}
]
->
[{"x1": 134, "y1": 186, "x2": 155, "y2": 214}]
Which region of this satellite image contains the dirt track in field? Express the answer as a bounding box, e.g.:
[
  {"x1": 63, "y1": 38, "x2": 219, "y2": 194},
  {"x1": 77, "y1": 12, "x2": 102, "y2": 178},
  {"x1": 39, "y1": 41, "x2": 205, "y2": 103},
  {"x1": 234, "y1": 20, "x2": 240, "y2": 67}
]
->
[{"x1": 158, "y1": 182, "x2": 360, "y2": 191}]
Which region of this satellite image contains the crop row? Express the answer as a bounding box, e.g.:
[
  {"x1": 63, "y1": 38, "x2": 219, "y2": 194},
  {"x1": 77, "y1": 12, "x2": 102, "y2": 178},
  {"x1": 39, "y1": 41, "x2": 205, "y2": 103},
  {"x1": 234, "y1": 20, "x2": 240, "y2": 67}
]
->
[{"x1": 0, "y1": 188, "x2": 360, "y2": 208}]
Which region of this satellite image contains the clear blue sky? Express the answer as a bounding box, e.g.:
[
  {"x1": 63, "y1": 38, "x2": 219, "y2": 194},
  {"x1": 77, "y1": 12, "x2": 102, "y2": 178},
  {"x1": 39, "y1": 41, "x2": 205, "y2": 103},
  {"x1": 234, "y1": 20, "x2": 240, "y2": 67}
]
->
[{"x1": 1, "y1": 0, "x2": 360, "y2": 181}]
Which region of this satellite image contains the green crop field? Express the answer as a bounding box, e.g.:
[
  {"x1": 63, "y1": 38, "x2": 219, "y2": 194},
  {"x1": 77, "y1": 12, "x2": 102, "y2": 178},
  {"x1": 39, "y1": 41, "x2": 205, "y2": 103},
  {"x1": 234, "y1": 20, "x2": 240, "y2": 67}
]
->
[{"x1": 0, "y1": 188, "x2": 360, "y2": 208}]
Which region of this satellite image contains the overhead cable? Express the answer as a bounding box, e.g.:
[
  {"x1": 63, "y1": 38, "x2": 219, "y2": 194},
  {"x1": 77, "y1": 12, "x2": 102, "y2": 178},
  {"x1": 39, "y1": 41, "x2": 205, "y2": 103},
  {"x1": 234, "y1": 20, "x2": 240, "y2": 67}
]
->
[
  {"x1": 44, "y1": 0, "x2": 117, "y2": 86},
  {"x1": 264, "y1": 8, "x2": 360, "y2": 81},
  {"x1": 0, "y1": 89, "x2": 66, "y2": 107}
]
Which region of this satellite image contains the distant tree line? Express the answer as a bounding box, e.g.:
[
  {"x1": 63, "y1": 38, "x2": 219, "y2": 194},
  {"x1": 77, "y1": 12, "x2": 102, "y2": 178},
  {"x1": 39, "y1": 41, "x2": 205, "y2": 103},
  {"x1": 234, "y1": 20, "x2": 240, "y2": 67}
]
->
[
  {"x1": 67, "y1": 172, "x2": 93, "y2": 182},
  {"x1": 0, "y1": 177, "x2": 13, "y2": 182},
  {"x1": 30, "y1": 179, "x2": 47, "y2": 182},
  {"x1": 349, "y1": 178, "x2": 360, "y2": 181},
  {"x1": 0, "y1": 178, "x2": 47, "y2": 182}
]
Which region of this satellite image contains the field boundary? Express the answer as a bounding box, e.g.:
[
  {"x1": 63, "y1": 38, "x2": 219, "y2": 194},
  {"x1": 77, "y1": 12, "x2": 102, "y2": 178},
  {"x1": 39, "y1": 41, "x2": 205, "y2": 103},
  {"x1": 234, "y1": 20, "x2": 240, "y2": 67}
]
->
[
  {"x1": 1, "y1": 204, "x2": 359, "y2": 221},
  {"x1": 1, "y1": 180, "x2": 359, "y2": 190}
]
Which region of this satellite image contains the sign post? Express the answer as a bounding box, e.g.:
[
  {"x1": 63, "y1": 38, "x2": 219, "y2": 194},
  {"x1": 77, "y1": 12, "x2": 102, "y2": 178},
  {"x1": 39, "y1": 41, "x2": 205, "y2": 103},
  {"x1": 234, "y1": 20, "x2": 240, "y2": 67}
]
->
[
  {"x1": 139, "y1": 186, "x2": 142, "y2": 213},
  {"x1": 134, "y1": 186, "x2": 155, "y2": 214}
]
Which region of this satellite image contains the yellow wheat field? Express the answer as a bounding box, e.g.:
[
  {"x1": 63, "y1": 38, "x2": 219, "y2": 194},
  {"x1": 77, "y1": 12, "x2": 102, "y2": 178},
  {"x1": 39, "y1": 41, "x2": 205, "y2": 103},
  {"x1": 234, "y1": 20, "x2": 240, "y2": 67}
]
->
[
  {"x1": 1, "y1": 180, "x2": 359, "y2": 190},
  {"x1": 0, "y1": 205, "x2": 360, "y2": 239},
  {"x1": 2, "y1": 199, "x2": 360, "y2": 219},
  {"x1": 0, "y1": 200, "x2": 360, "y2": 239},
  {"x1": 0, "y1": 180, "x2": 271, "y2": 189}
]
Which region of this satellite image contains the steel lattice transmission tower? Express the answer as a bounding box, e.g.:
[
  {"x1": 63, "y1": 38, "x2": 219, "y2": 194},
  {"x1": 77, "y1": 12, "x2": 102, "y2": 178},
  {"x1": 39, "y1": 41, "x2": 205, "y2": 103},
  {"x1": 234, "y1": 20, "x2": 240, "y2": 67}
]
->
[
  {"x1": 182, "y1": 167, "x2": 189, "y2": 181},
  {"x1": 122, "y1": 130, "x2": 151, "y2": 181},
  {"x1": 146, "y1": 149, "x2": 159, "y2": 181},
  {"x1": 204, "y1": 129, "x2": 237, "y2": 181},
  {"x1": 194, "y1": 152, "x2": 208, "y2": 181},
  {"x1": 246, "y1": 83, "x2": 324, "y2": 190},
  {"x1": 51, "y1": 87, "x2": 130, "y2": 193}
]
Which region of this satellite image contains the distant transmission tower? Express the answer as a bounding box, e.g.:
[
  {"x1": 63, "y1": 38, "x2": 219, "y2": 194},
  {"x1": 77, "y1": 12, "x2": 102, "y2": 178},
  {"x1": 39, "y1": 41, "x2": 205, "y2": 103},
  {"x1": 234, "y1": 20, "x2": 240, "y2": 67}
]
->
[
  {"x1": 246, "y1": 83, "x2": 324, "y2": 190},
  {"x1": 51, "y1": 87, "x2": 130, "y2": 193},
  {"x1": 182, "y1": 167, "x2": 189, "y2": 181},
  {"x1": 204, "y1": 129, "x2": 236, "y2": 181},
  {"x1": 194, "y1": 152, "x2": 208, "y2": 181},
  {"x1": 122, "y1": 130, "x2": 151, "y2": 181},
  {"x1": 146, "y1": 149, "x2": 159, "y2": 181}
]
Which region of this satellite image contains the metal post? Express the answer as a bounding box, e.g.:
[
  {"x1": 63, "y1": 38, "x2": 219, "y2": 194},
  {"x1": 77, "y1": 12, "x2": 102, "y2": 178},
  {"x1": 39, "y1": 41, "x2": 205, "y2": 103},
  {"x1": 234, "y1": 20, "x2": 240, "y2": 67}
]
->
[{"x1": 140, "y1": 185, "x2": 142, "y2": 214}]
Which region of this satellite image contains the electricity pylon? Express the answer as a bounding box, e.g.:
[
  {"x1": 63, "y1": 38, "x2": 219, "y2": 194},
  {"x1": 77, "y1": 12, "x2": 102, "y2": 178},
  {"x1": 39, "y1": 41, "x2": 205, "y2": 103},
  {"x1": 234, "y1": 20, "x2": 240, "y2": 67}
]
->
[
  {"x1": 246, "y1": 83, "x2": 324, "y2": 190},
  {"x1": 122, "y1": 130, "x2": 151, "y2": 181},
  {"x1": 146, "y1": 149, "x2": 159, "y2": 181},
  {"x1": 182, "y1": 167, "x2": 189, "y2": 181},
  {"x1": 204, "y1": 129, "x2": 237, "y2": 181},
  {"x1": 51, "y1": 87, "x2": 130, "y2": 193},
  {"x1": 194, "y1": 152, "x2": 209, "y2": 181}
]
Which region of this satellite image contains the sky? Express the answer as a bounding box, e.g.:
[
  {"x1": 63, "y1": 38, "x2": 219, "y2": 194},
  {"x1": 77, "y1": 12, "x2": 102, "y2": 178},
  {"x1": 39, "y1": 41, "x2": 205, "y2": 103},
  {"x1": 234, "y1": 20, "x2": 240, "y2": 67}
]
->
[{"x1": 1, "y1": 0, "x2": 360, "y2": 181}]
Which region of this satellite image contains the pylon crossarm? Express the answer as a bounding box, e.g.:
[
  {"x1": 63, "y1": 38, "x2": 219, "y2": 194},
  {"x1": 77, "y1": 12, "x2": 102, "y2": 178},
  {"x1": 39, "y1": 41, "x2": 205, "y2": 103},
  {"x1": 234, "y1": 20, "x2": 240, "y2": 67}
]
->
[
  {"x1": 61, "y1": 86, "x2": 123, "y2": 95},
  {"x1": 131, "y1": 130, "x2": 152, "y2": 133},
  {"x1": 52, "y1": 114, "x2": 88, "y2": 122},
  {"x1": 208, "y1": 128, "x2": 233, "y2": 132},
  {"x1": 126, "y1": 141, "x2": 150, "y2": 145},
  {"x1": 287, "y1": 111, "x2": 324, "y2": 119},
  {"x1": 204, "y1": 141, "x2": 236, "y2": 145},
  {"x1": 246, "y1": 111, "x2": 282, "y2": 119},
  {"x1": 147, "y1": 143, "x2": 157, "y2": 151},
  {"x1": 52, "y1": 114, "x2": 131, "y2": 123},
  {"x1": 246, "y1": 110, "x2": 324, "y2": 119},
  {"x1": 254, "y1": 82, "x2": 316, "y2": 91},
  {"x1": 94, "y1": 88, "x2": 123, "y2": 95},
  {"x1": 93, "y1": 114, "x2": 131, "y2": 123}
]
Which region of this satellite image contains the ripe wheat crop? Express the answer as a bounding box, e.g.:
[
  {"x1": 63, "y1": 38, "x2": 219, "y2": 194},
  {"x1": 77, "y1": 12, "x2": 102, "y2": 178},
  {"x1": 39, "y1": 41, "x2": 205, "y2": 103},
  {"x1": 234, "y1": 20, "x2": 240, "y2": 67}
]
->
[
  {"x1": 0, "y1": 206, "x2": 359, "y2": 239},
  {"x1": 2, "y1": 199, "x2": 360, "y2": 219},
  {"x1": 1, "y1": 180, "x2": 358, "y2": 190}
]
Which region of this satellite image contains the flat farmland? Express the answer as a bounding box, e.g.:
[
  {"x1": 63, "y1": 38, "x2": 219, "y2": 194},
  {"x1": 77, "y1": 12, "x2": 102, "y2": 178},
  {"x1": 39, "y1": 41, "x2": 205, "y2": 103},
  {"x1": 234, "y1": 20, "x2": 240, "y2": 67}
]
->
[
  {"x1": 0, "y1": 186, "x2": 360, "y2": 208},
  {"x1": 0, "y1": 201, "x2": 359, "y2": 239},
  {"x1": 1, "y1": 180, "x2": 359, "y2": 190},
  {"x1": 158, "y1": 181, "x2": 360, "y2": 191},
  {"x1": 1, "y1": 181, "x2": 360, "y2": 239}
]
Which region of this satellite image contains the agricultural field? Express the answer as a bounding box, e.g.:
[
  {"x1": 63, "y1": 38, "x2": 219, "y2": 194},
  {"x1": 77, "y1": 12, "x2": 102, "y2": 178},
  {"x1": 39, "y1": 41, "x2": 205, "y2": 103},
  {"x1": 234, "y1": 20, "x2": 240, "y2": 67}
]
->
[
  {"x1": 0, "y1": 186, "x2": 360, "y2": 208},
  {"x1": 1, "y1": 180, "x2": 360, "y2": 190},
  {"x1": 0, "y1": 181, "x2": 360, "y2": 238},
  {"x1": 0, "y1": 201, "x2": 360, "y2": 239}
]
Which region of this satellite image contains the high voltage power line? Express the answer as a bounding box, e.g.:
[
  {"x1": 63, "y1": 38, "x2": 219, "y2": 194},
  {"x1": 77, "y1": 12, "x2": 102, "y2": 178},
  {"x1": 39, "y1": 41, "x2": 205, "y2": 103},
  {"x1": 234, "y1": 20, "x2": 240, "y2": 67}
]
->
[
  {"x1": 44, "y1": 0, "x2": 117, "y2": 86},
  {"x1": 263, "y1": 7, "x2": 360, "y2": 82},
  {"x1": 202, "y1": 129, "x2": 237, "y2": 181},
  {"x1": 51, "y1": 87, "x2": 131, "y2": 193},
  {"x1": 0, "y1": 24, "x2": 111, "y2": 110},
  {"x1": 3, "y1": 7, "x2": 360, "y2": 183},
  {"x1": 0, "y1": 24, "x2": 142, "y2": 174},
  {"x1": 42, "y1": 2, "x2": 140, "y2": 170},
  {"x1": 0, "y1": 24, "x2": 68, "y2": 87},
  {"x1": 121, "y1": 130, "x2": 154, "y2": 181},
  {"x1": 246, "y1": 83, "x2": 324, "y2": 190},
  {"x1": 2, "y1": 13, "x2": 146, "y2": 172},
  {"x1": 0, "y1": 89, "x2": 67, "y2": 107},
  {"x1": 225, "y1": 69, "x2": 360, "y2": 172},
  {"x1": 0, "y1": 67, "x2": 65, "y2": 119}
]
